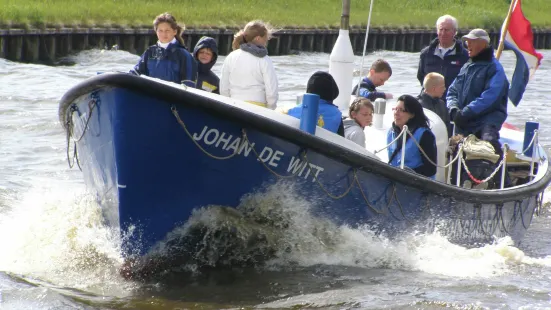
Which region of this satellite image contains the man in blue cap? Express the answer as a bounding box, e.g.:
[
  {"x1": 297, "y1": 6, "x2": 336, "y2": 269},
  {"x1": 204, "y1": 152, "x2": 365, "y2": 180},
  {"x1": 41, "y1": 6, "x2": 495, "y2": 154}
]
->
[
  {"x1": 447, "y1": 28, "x2": 510, "y2": 187},
  {"x1": 447, "y1": 28, "x2": 508, "y2": 149}
]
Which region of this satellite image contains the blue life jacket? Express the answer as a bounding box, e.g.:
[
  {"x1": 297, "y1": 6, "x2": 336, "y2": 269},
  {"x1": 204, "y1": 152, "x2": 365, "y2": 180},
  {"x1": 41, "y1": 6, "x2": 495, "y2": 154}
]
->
[
  {"x1": 387, "y1": 127, "x2": 435, "y2": 179},
  {"x1": 287, "y1": 99, "x2": 343, "y2": 133}
]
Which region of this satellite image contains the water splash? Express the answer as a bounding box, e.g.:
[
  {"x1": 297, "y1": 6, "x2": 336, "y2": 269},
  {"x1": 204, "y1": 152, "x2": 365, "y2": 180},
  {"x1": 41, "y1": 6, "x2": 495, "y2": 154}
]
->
[
  {"x1": 123, "y1": 181, "x2": 550, "y2": 281},
  {"x1": 0, "y1": 183, "x2": 133, "y2": 296}
]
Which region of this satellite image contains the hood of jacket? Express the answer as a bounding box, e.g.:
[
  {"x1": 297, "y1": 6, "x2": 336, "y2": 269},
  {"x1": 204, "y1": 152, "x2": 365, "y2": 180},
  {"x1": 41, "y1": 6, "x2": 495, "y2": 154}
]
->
[
  {"x1": 306, "y1": 71, "x2": 340, "y2": 102},
  {"x1": 343, "y1": 117, "x2": 361, "y2": 130},
  {"x1": 193, "y1": 36, "x2": 218, "y2": 72}
]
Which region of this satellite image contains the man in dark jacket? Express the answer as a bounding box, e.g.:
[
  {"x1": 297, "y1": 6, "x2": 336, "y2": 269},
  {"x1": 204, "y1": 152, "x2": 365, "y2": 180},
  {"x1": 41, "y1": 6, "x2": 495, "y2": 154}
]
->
[
  {"x1": 193, "y1": 36, "x2": 220, "y2": 94},
  {"x1": 447, "y1": 28, "x2": 509, "y2": 154},
  {"x1": 417, "y1": 15, "x2": 469, "y2": 102}
]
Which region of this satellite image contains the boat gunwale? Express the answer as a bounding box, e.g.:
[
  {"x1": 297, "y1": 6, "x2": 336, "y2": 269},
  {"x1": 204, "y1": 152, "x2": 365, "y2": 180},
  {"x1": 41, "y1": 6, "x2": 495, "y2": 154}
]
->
[{"x1": 58, "y1": 73, "x2": 551, "y2": 204}]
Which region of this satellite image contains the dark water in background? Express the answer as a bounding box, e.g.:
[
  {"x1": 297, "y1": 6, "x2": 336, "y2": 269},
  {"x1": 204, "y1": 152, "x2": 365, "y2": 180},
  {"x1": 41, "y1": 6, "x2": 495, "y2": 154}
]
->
[{"x1": 0, "y1": 49, "x2": 551, "y2": 309}]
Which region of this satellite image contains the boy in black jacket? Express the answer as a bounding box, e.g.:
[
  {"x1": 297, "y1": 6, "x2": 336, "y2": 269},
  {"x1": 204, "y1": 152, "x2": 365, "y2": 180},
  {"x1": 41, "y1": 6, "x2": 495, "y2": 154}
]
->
[{"x1": 193, "y1": 36, "x2": 220, "y2": 94}]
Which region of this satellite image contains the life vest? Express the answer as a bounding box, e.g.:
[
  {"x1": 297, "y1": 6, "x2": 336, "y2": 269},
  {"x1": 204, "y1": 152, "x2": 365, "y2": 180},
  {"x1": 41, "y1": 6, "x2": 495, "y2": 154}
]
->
[
  {"x1": 387, "y1": 127, "x2": 435, "y2": 178},
  {"x1": 286, "y1": 99, "x2": 342, "y2": 133}
]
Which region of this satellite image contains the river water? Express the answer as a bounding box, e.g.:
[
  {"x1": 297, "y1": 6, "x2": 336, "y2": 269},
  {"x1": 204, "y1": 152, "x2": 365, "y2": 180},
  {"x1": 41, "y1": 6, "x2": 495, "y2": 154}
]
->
[{"x1": 1, "y1": 48, "x2": 551, "y2": 309}]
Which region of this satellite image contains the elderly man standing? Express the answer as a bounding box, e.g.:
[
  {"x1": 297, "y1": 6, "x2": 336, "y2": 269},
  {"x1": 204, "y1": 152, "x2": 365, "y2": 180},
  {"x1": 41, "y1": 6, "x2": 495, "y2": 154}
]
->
[
  {"x1": 447, "y1": 28, "x2": 509, "y2": 155},
  {"x1": 417, "y1": 15, "x2": 469, "y2": 101}
]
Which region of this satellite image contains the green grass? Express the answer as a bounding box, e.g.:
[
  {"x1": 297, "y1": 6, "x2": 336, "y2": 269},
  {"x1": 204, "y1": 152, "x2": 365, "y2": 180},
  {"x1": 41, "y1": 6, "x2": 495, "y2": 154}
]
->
[{"x1": 0, "y1": 0, "x2": 550, "y2": 29}]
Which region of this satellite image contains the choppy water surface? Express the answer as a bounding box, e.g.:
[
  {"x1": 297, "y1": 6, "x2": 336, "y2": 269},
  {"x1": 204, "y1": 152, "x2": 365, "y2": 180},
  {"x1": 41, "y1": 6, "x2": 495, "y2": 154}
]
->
[{"x1": 1, "y1": 48, "x2": 551, "y2": 309}]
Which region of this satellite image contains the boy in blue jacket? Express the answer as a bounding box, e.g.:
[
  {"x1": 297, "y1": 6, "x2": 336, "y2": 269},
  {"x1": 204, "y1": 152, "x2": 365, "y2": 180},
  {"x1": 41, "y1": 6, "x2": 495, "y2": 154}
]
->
[{"x1": 352, "y1": 59, "x2": 393, "y2": 101}]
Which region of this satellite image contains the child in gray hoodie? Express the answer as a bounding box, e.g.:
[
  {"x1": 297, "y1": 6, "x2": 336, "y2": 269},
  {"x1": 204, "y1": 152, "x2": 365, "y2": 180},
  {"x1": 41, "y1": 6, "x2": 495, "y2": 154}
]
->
[{"x1": 343, "y1": 97, "x2": 374, "y2": 147}]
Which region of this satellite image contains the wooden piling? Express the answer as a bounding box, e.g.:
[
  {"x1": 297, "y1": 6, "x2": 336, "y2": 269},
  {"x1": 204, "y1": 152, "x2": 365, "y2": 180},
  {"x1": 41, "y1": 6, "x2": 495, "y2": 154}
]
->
[
  {"x1": 370, "y1": 32, "x2": 378, "y2": 51},
  {"x1": 1, "y1": 27, "x2": 551, "y2": 64},
  {"x1": 533, "y1": 29, "x2": 543, "y2": 50},
  {"x1": 24, "y1": 35, "x2": 40, "y2": 62},
  {"x1": 351, "y1": 33, "x2": 359, "y2": 54},
  {"x1": 0, "y1": 30, "x2": 6, "y2": 59},
  {"x1": 390, "y1": 32, "x2": 397, "y2": 51},
  {"x1": 306, "y1": 34, "x2": 314, "y2": 52},
  {"x1": 12, "y1": 36, "x2": 24, "y2": 61},
  {"x1": 292, "y1": 34, "x2": 304, "y2": 52},
  {"x1": 226, "y1": 34, "x2": 233, "y2": 55},
  {"x1": 39, "y1": 35, "x2": 56, "y2": 62},
  {"x1": 380, "y1": 32, "x2": 387, "y2": 51},
  {"x1": 283, "y1": 34, "x2": 292, "y2": 54},
  {"x1": 315, "y1": 33, "x2": 325, "y2": 53}
]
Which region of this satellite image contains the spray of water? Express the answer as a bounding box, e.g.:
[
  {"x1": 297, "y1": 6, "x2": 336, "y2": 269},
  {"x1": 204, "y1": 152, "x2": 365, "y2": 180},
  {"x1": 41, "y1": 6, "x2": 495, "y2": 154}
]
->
[
  {"x1": 130, "y1": 182, "x2": 551, "y2": 280},
  {"x1": 2, "y1": 179, "x2": 550, "y2": 293},
  {"x1": 0, "y1": 183, "x2": 135, "y2": 296}
]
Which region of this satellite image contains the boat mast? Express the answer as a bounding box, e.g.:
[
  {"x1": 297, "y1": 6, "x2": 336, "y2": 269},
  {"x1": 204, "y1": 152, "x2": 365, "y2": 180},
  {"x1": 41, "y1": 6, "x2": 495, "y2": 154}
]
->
[{"x1": 329, "y1": 0, "x2": 355, "y2": 112}]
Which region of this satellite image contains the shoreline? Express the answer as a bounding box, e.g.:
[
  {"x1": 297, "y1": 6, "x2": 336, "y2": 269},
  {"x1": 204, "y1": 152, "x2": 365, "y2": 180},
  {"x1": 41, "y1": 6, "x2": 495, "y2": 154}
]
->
[{"x1": 1, "y1": 26, "x2": 550, "y2": 64}]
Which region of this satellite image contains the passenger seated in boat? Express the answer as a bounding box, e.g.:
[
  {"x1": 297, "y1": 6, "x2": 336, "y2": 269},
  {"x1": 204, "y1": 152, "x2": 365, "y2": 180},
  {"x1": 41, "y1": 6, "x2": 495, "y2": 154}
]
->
[
  {"x1": 352, "y1": 59, "x2": 394, "y2": 101},
  {"x1": 417, "y1": 72, "x2": 450, "y2": 136},
  {"x1": 343, "y1": 97, "x2": 374, "y2": 147},
  {"x1": 130, "y1": 12, "x2": 198, "y2": 87},
  {"x1": 220, "y1": 20, "x2": 278, "y2": 109},
  {"x1": 285, "y1": 71, "x2": 344, "y2": 136},
  {"x1": 447, "y1": 29, "x2": 507, "y2": 155},
  {"x1": 388, "y1": 95, "x2": 437, "y2": 178},
  {"x1": 193, "y1": 36, "x2": 220, "y2": 94},
  {"x1": 447, "y1": 29, "x2": 510, "y2": 186}
]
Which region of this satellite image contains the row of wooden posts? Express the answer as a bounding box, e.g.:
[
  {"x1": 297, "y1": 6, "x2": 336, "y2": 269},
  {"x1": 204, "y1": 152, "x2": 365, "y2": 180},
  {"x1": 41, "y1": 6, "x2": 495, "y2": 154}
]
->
[{"x1": 1, "y1": 27, "x2": 550, "y2": 64}]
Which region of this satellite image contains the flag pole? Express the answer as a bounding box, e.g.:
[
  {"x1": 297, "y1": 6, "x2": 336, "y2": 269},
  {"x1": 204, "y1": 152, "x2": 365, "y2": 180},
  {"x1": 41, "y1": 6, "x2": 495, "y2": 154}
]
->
[{"x1": 496, "y1": 0, "x2": 517, "y2": 60}]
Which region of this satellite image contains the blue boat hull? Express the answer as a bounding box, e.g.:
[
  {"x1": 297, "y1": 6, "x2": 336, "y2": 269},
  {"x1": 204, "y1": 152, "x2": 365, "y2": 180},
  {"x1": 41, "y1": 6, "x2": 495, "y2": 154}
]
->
[{"x1": 59, "y1": 74, "x2": 551, "y2": 259}]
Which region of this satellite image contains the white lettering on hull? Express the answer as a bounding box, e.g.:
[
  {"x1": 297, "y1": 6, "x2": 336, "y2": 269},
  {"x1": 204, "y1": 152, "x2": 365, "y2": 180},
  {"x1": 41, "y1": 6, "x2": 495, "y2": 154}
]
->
[{"x1": 192, "y1": 125, "x2": 326, "y2": 181}]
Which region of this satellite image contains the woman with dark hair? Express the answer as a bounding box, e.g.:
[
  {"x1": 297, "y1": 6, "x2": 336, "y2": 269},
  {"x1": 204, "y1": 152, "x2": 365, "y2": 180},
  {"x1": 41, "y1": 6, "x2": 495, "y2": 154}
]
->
[{"x1": 387, "y1": 94, "x2": 437, "y2": 178}]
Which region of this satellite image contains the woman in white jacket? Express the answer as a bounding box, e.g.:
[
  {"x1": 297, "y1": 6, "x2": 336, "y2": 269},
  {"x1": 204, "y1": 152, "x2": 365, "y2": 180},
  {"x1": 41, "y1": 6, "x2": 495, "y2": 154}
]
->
[{"x1": 220, "y1": 20, "x2": 278, "y2": 109}]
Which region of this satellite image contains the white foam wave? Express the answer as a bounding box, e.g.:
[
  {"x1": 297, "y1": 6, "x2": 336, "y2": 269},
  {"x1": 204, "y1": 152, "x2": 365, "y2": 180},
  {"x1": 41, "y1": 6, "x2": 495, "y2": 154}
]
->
[
  {"x1": 0, "y1": 182, "x2": 134, "y2": 296},
  {"x1": 210, "y1": 182, "x2": 551, "y2": 279}
]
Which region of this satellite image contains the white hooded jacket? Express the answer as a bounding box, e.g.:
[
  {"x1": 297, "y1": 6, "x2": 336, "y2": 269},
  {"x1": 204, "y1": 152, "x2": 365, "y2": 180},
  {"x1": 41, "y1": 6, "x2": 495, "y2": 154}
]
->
[{"x1": 220, "y1": 49, "x2": 278, "y2": 109}]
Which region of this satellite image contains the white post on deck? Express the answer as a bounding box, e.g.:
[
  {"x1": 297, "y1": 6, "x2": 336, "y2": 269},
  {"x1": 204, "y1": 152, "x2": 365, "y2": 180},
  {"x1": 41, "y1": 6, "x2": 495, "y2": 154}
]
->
[
  {"x1": 500, "y1": 143, "x2": 508, "y2": 189},
  {"x1": 329, "y1": 0, "x2": 355, "y2": 111},
  {"x1": 456, "y1": 146, "x2": 463, "y2": 186},
  {"x1": 447, "y1": 122, "x2": 457, "y2": 184},
  {"x1": 530, "y1": 130, "x2": 539, "y2": 180},
  {"x1": 400, "y1": 125, "x2": 408, "y2": 170}
]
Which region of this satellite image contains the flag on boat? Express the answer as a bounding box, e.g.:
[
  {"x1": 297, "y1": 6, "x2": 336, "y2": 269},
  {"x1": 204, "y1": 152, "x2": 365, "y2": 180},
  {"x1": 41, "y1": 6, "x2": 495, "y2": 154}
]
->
[{"x1": 501, "y1": 0, "x2": 543, "y2": 106}]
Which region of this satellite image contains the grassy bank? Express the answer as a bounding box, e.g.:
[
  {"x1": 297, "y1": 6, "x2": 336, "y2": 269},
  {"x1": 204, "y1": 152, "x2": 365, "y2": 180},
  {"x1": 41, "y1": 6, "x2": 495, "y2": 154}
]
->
[{"x1": 1, "y1": 0, "x2": 550, "y2": 29}]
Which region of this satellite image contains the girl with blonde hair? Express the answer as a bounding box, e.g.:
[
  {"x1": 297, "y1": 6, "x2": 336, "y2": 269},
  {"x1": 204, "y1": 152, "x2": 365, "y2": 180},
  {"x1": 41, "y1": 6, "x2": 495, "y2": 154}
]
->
[{"x1": 220, "y1": 20, "x2": 279, "y2": 109}]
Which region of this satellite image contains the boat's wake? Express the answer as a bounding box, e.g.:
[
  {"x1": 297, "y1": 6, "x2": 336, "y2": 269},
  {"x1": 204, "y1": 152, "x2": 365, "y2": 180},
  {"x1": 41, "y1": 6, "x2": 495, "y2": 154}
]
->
[
  {"x1": 1, "y1": 181, "x2": 551, "y2": 289},
  {"x1": 122, "y1": 182, "x2": 551, "y2": 280}
]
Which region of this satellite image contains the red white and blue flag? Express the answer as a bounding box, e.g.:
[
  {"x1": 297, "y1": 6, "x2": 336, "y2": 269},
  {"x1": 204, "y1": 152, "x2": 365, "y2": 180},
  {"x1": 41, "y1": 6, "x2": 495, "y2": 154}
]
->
[{"x1": 501, "y1": 0, "x2": 543, "y2": 106}]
